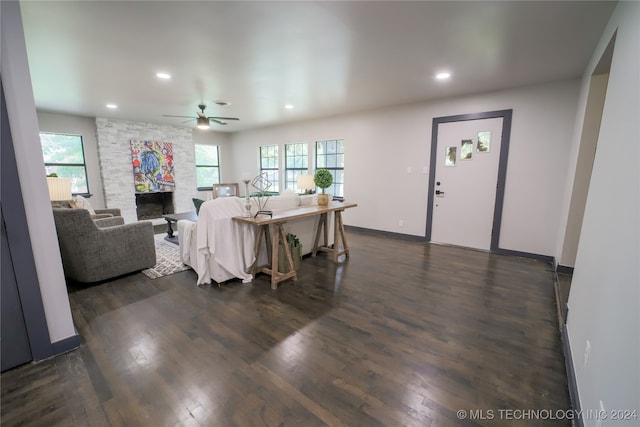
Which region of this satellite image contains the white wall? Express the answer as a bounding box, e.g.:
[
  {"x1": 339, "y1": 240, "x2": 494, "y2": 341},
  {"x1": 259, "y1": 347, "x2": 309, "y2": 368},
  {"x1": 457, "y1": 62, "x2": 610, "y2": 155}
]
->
[
  {"x1": 566, "y1": 2, "x2": 640, "y2": 423},
  {"x1": 230, "y1": 79, "x2": 580, "y2": 257},
  {"x1": 1, "y1": 1, "x2": 76, "y2": 343},
  {"x1": 558, "y1": 73, "x2": 608, "y2": 268},
  {"x1": 37, "y1": 111, "x2": 106, "y2": 209}
]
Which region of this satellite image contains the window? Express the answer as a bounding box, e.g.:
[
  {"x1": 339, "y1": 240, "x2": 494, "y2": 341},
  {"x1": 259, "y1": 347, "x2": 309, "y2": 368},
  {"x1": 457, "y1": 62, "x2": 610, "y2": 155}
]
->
[
  {"x1": 194, "y1": 144, "x2": 220, "y2": 189},
  {"x1": 316, "y1": 139, "x2": 344, "y2": 197},
  {"x1": 259, "y1": 145, "x2": 279, "y2": 193},
  {"x1": 284, "y1": 142, "x2": 308, "y2": 193},
  {"x1": 40, "y1": 132, "x2": 89, "y2": 194}
]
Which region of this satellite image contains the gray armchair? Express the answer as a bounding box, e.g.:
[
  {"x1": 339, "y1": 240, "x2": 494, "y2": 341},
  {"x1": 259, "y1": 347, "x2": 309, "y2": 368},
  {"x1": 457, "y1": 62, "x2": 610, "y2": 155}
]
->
[
  {"x1": 91, "y1": 207, "x2": 122, "y2": 220},
  {"x1": 52, "y1": 208, "x2": 156, "y2": 282}
]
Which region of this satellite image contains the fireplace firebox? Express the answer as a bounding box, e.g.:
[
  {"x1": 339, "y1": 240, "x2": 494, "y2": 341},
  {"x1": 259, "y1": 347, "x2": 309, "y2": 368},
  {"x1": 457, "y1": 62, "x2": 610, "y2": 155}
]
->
[{"x1": 135, "y1": 192, "x2": 174, "y2": 220}]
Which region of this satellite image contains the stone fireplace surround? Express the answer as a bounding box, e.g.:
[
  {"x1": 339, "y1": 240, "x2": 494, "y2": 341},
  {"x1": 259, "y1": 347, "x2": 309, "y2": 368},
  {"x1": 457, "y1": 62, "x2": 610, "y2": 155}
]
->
[{"x1": 95, "y1": 118, "x2": 197, "y2": 224}]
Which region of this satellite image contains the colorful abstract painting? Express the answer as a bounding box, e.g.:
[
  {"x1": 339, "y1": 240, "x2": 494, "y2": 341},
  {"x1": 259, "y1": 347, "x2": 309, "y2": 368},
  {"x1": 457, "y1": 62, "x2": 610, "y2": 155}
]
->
[{"x1": 130, "y1": 140, "x2": 175, "y2": 192}]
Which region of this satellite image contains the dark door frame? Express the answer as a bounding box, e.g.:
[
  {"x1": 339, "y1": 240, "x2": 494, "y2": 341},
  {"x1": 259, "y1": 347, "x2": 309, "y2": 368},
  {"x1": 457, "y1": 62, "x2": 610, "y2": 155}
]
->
[
  {"x1": 1, "y1": 79, "x2": 54, "y2": 367},
  {"x1": 425, "y1": 109, "x2": 513, "y2": 251}
]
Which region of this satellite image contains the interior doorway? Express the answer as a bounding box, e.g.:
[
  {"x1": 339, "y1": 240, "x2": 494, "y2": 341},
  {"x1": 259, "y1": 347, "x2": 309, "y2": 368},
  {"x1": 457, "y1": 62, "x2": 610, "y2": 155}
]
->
[{"x1": 556, "y1": 32, "x2": 615, "y2": 326}]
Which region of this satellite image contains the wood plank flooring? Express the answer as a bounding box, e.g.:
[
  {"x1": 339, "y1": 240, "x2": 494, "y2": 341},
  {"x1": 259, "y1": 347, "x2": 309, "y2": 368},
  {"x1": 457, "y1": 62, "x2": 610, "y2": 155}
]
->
[{"x1": 1, "y1": 230, "x2": 570, "y2": 426}]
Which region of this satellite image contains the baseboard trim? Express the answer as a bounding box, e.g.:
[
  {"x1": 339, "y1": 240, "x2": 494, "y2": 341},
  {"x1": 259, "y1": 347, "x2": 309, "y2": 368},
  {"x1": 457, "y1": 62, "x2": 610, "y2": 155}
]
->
[
  {"x1": 493, "y1": 247, "x2": 555, "y2": 264},
  {"x1": 344, "y1": 226, "x2": 556, "y2": 263},
  {"x1": 557, "y1": 265, "x2": 575, "y2": 275},
  {"x1": 344, "y1": 225, "x2": 427, "y2": 242},
  {"x1": 561, "y1": 324, "x2": 583, "y2": 427},
  {"x1": 51, "y1": 333, "x2": 81, "y2": 356}
]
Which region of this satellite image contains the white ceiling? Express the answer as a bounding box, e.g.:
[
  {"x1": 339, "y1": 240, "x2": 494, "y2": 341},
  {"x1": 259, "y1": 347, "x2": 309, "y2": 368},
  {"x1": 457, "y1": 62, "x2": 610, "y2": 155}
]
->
[{"x1": 20, "y1": 1, "x2": 615, "y2": 133}]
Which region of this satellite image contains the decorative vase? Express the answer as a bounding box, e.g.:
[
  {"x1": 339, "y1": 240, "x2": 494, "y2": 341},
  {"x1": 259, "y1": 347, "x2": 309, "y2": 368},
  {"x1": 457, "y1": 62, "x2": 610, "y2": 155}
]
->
[{"x1": 317, "y1": 194, "x2": 330, "y2": 206}]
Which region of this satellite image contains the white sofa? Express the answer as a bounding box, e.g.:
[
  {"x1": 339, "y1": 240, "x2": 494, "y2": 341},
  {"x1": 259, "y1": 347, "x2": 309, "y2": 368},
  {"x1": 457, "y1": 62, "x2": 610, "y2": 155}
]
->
[{"x1": 178, "y1": 192, "x2": 333, "y2": 285}]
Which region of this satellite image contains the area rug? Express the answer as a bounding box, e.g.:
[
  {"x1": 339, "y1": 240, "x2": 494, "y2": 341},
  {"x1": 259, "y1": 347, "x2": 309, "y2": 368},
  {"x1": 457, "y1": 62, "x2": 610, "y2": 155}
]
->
[{"x1": 142, "y1": 235, "x2": 191, "y2": 279}]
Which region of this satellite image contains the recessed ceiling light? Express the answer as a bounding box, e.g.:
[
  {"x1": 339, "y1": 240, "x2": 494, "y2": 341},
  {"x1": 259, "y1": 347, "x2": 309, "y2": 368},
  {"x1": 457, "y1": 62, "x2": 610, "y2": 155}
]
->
[
  {"x1": 106, "y1": 103, "x2": 118, "y2": 109},
  {"x1": 284, "y1": 104, "x2": 294, "y2": 109},
  {"x1": 156, "y1": 72, "x2": 171, "y2": 80},
  {"x1": 436, "y1": 72, "x2": 451, "y2": 80}
]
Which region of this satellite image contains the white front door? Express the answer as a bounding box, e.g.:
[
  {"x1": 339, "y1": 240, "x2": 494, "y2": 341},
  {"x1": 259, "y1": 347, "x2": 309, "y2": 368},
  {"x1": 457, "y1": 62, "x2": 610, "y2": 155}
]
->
[{"x1": 430, "y1": 117, "x2": 504, "y2": 250}]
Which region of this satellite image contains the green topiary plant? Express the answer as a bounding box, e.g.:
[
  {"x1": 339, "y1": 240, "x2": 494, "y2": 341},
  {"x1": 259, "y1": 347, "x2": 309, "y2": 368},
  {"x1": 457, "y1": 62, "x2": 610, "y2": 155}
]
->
[{"x1": 313, "y1": 169, "x2": 333, "y2": 194}]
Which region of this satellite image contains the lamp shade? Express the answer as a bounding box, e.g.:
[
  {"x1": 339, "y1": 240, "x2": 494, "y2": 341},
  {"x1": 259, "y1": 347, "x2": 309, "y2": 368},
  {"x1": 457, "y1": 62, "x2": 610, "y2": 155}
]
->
[
  {"x1": 197, "y1": 117, "x2": 210, "y2": 129},
  {"x1": 296, "y1": 174, "x2": 315, "y2": 191},
  {"x1": 47, "y1": 177, "x2": 72, "y2": 201}
]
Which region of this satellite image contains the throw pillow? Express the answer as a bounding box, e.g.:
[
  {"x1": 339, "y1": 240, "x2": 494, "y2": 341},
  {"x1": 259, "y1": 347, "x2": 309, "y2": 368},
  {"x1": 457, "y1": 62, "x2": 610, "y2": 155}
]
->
[
  {"x1": 72, "y1": 195, "x2": 95, "y2": 215},
  {"x1": 192, "y1": 198, "x2": 205, "y2": 215}
]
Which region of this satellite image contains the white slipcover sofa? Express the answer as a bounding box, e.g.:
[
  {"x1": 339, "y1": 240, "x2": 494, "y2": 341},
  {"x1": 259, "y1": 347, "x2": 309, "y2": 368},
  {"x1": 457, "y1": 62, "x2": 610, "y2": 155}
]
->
[{"x1": 178, "y1": 193, "x2": 332, "y2": 285}]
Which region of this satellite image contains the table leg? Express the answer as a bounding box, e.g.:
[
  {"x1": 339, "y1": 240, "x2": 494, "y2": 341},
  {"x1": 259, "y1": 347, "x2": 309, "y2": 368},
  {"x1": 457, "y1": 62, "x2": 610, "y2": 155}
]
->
[
  {"x1": 334, "y1": 210, "x2": 350, "y2": 261},
  {"x1": 333, "y1": 211, "x2": 340, "y2": 262},
  {"x1": 250, "y1": 225, "x2": 265, "y2": 276},
  {"x1": 166, "y1": 219, "x2": 175, "y2": 238},
  {"x1": 271, "y1": 224, "x2": 279, "y2": 289},
  {"x1": 163, "y1": 218, "x2": 181, "y2": 244},
  {"x1": 252, "y1": 223, "x2": 297, "y2": 289},
  {"x1": 269, "y1": 223, "x2": 297, "y2": 289},
  {"x1": 312, "y1": 213, "x2": 328, "y2": 257}
]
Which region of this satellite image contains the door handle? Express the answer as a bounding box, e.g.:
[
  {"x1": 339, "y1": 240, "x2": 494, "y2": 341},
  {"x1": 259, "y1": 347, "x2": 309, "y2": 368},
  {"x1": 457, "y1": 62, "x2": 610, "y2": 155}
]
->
[{"x1": 435, "y1": 190, "x2": 445, "y2": 195}]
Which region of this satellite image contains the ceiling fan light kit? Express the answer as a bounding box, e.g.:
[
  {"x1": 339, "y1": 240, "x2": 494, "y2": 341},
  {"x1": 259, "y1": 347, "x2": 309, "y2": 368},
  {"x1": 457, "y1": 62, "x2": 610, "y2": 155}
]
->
[
  {"x1": 162, "y1": 103, "x2": 239, "y2": 129},
  {"x1": 197, "y1": 117, "x2": 210, "y2": 130}
]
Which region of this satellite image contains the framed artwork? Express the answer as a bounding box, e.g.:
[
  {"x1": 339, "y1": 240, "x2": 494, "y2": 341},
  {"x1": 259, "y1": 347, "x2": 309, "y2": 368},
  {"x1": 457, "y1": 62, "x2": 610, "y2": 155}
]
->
[
  {"x1": 131, "y1": 140, "x2": 175, "y2": 192},
  {"x1": 212, "y1": 183, "x2": 239, "y2": 198},
  {"x1": 477, "y1": 131, "x2": 491, "y2": 152},
  {"x1": 445, "y1": 146, "x2": 457, "y2": 166},
  {"x1": 460, "y1": 139, "x2": 473, "y2": 160}
]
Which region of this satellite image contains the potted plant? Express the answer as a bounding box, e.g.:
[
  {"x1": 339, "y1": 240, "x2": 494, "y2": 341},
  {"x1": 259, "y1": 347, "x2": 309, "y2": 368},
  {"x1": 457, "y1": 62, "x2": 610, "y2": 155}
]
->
[
  {"x1": 278, "y1": 233, "x2": 302, "y2": 273},
  {"x1": 314, "y1": 168, "x2": 333, "y2": 206}
]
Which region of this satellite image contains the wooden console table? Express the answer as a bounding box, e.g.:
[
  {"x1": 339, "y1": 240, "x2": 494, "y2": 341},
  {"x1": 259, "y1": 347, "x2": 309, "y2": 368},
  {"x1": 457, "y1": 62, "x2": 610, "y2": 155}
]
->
[{"x1": 233, "y1": 201, "x2": 357, "y2": 289}]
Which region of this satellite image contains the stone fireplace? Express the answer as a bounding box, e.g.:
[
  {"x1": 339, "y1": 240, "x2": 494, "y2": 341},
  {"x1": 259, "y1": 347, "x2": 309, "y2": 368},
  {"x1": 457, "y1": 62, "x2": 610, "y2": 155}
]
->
[
  {"x1": 135, "y1": 192, "x2": 175, "y2": 220},
  {"x1": 95, "y1": 118, "x2": 197, "y2": 223}
]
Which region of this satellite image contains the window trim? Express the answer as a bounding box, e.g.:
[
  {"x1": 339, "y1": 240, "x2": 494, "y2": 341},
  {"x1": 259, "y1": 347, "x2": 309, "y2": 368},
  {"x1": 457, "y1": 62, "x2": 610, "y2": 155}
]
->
[
  {"x1": 40, "y1": 132, "x2": 90, "y2": 196},
  {"x1": 315, "y1": 139, "x2": 344, "y2": 197},
  {"x1": 194, "y1": 144, "x2": 221, "y2": 191},
  {"x1": 284, "y1": 142, "x2": 309, "y2": 193},
  {"x1": 259, "y1": 144, "x2": 280, "y2": 193}
]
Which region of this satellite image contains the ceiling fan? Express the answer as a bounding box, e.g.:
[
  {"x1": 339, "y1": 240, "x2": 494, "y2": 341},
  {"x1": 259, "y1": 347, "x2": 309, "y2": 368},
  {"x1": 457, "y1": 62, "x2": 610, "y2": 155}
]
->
[{"x1": 162, "y1": 103, "x2": 239, "y2": 129}]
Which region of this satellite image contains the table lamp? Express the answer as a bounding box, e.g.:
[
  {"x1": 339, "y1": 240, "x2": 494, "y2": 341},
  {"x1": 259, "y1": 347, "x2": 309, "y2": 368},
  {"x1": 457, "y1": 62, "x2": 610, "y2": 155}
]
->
[
  {"x1": 242, "y1": 172, "x2": 252, "y2": 217},
  {"x1": 47, "y1": 177, "x2": 72, "y2": 202},
  {"x1": 296, "y1": 174, "x2": 315, "y2": 194}
]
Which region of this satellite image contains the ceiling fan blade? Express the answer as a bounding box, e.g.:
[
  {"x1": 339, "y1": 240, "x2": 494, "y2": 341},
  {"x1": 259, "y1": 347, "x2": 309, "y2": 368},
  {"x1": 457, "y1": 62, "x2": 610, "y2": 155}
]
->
[
  {"x1": 162, "y1": 114, "x2": 195, "y2": 119},
  {"x1": 206, "y1": 116, "x2": 239, "y2": 121},
  {"x1": 211, "y1": 119, "x2": 228, "y2": 125},
  {"x1": 180, "y1": 118, "x2": 196, "y2": 123}
]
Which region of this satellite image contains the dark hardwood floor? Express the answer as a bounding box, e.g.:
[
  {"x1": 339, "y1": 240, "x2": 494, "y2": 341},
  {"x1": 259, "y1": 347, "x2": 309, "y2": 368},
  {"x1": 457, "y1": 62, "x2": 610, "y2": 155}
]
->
[{"x1": 1, "y1": 230, "x2": 570, "y2": 426}]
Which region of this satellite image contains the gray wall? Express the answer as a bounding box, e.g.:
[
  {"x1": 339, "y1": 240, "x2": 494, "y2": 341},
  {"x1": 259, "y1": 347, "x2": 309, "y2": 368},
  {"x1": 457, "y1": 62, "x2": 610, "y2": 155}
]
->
[{"x1": 566, "y1": 2, "x2": 640, "y2": 423}]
